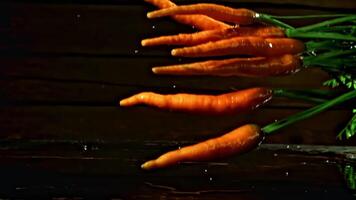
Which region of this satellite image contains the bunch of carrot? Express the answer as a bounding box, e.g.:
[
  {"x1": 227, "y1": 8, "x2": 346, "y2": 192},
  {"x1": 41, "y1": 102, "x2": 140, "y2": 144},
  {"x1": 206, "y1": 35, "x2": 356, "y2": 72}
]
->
[
  {"x1": 120, "y1": 0, "x2": 356, "y2": 170},
  {"x1": 143, "y1": 2, "x2": 306, "y2": 77}
]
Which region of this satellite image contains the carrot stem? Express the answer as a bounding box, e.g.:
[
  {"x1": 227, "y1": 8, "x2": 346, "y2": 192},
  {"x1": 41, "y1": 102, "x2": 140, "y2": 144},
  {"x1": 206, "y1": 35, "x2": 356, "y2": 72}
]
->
[
  {"x1": 260, "y1": 15, "x2": 356, "y2": 41},
  {"x1": 294, "y1": 15, "x2": 356, "y2": 32},
  {"x1": 273, "y1": 89, "x2": 329, "y2": 104},
  {"x1": 303, "y1": 49, "x2": 356, "y2": 67},
  {"x1": 262, "y1": 90, "x2": 356, "y2": 134},
  {"x1": 269, "y1": 14, "x2": 352, "y2": 19},
  {"x1": 256, "y1": 13, "x2": 295, "y2": 30},
  {"x1": 286, "y1": 30, "x2": 356, "y2": 41},
  {"x1": 304, "y1": 40, "x2": 340, "y2": 52}
]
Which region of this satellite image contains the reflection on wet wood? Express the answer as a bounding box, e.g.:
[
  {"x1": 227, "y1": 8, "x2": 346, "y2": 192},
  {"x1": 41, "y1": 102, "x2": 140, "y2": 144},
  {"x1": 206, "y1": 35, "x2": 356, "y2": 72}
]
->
[
  {"x1": 0, "y1": 142, "x2": 355, "y2": 199},
  {"x1": 0, "y1": 106, "x2": 354, "y2": 145}
]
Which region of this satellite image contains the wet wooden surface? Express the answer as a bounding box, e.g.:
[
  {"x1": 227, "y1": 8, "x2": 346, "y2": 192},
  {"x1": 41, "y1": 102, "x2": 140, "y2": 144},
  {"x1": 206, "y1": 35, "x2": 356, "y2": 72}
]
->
[
  {"x1": 1, "y1": 142, "x2": 356, "y2": 199},
  {"x1": 0, "y1": 0, "x2": 356, "y2": 198}
]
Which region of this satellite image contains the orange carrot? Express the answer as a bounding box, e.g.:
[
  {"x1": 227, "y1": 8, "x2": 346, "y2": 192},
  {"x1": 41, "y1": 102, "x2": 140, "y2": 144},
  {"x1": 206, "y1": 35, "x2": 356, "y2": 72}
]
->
[
  {"x1": 145, "y1": 0, "x2": 231, "y2": 30},
  {"x1": 145, "y1": 0, "x2": 175, "y2": 8},
  {"x1": 152, "y1": 54, "x2": 301, "y2": 77},
  {"x1": 171, "y1": 37, "x2": 305, "y2": 57},
  {"x1": 147, "y1": 3, "x2": 256, "y2": 25},
  {"x1": 141, "y1": 124, "x2": 262, "y2": 170},
  {"x1": 120, "y1": 88, "x2": 272, "y2": 115},
  {"x1": 141, "y1": 26, "x2": 285, "y2": 46}
]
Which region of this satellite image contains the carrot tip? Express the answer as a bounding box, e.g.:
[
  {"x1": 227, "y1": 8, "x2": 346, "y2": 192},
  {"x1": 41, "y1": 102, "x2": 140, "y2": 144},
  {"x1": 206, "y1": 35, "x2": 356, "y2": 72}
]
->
[
  {"x1": 141, "y1": 40, "x2": 147, "y2": 46},
  {"x1": 119, "y1": 100, "x2": 125, "y2": 106},
  {"x1": 152, "y1": 67, "x2": 158, "y2": 74},
  {"x1": 152, "y1": 67, "x2": 171, "y2": 74},
  {"x1": 147, "y1": 12, "x2": 154, "y2": 19},
  {"x1": 141, "y1": 160, "x2": 155, "y2": 170},
  {"x1": 119, "y1": 99, "x2": 130, "y2": 106},
  {"x1": 171, "y1": 49, "x2": 178, "y2": 56}
]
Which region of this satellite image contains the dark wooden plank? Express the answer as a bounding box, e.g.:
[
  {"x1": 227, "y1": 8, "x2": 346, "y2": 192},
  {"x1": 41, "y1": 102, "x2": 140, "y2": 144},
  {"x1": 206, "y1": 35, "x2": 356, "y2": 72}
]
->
[
  {"x1": 0, "y1": 105, "x2": 353, "y2": 145},
  {"x1": 1, "y1": 0, "x2": 356, "y2": 9},
  {"x1": 0, "y1": 3, "x2": 354, "y2": 55},
  {"x1": 2, "y1": 0, "x2": 356, "y2": 9},
  {"x1": 0, "y1": 78, "x2": 330, "y2": 107},
  {"x1": 0, "y1": 56, "x2": 331, "y2": 91},
  {"x1": 0, "y1": 3, "x2": 184, "y2": 56},
  {"x1": 0, "y1": 143, "x2": 354, "y2": 198}
]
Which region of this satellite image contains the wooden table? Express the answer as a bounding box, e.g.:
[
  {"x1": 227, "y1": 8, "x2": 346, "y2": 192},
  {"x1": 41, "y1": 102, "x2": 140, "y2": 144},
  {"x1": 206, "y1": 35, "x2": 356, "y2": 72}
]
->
[{"x1": 0, "y1": 0, "x2": 355, "y2": 198}]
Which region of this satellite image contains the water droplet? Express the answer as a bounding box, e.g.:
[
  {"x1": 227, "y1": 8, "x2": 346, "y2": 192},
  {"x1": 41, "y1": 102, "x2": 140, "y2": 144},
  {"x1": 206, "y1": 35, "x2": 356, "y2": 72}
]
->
[
  {"x1": 172, "y1": 85, "x2": 176, "y2": 88},
  {"x1": 134, "y1": 49, "x2": 139, "y2": 54},
  {"x1": 209, "y1": 177, "x2": 213, "y2": 181},
  {"x1": 178, "y1": 146, "x2": 181, "y2": 149},
  {"x1": 273, "y1": 153, "x2": 278, "y2": 157},
  {"x1": 204, "y1": 169, "x2": 208, "y2": 173},
  {"x1": 191, "y1": 26, "x2": 196, "y2": 29},
  {"x1": 310, "y1": 50, "x2": 317, "y2": 56},
  {"x1": 152, "y1": 25, "x2": 156, "y2": 29},
  {"x1": 286, "y1": 145, "x2": 290, "y2": 149},
  {"x1": 325, "y1": 160, "x2": 329, "y2": 163},
  {"x1": 296, "y1": 145, "x2": 301, "y2": 149},
  {"x1": 285, "y1": 171, "x2": 289, "y2": 176},
  {"x1": 76, "y1": 14, "x2": 81, "y2": 18},
  {"x1": 83, "y1": 144, "x2": 88, "y2": 151},
  {"x1": 274, "y1": 119, "x2": 278, "y2": 122},
  {"x1": 301, "y1": 162, "x2": 307, "y2": 165},
  {"x1": 346, "y1": 154, "x2": 355, "y2": 159},
  {"x1": 304, "y1": 189, "x2": 308, "y2": 193},
  {"x1": 268, "y1": 43, "x2": 273, "y2": 48}
]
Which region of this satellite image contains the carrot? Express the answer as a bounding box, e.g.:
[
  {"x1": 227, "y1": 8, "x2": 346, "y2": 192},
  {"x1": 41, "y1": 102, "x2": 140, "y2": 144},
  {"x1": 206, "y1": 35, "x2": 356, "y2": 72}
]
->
[
  {"x1": 120, "y1": 87, "x2": 272, "y2": 115},
  {"x1": 145, "y1": 0, "x2": 231, "y2": 30},
  {"x1": 152, "y1": 54, "x2": 301, "y2": 77},
  {"x1": 141, "y1": 124, "x2": 262, "y2": 170},
  {"x1": 147, "y1": 3, "x2": 256, "y2": 25},
  {"x1": 171, "y1": 37, "x2": 305, "y2": 57},
  {"x1": 141, "y1": 26, "x2": 285, "y2": 47},
  {"x1": 145, "y1": 0, "x2": 175, "y2": 8}
]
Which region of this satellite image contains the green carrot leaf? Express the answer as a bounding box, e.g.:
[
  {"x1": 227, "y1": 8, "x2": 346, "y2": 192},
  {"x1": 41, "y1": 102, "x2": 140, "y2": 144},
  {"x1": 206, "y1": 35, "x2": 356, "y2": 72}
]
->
[
  {"x1": 337, "y1": 113, "x2": 356, "y2": 140},
  {"x1": 323, "y1": 79, "x2": 340, "y2": 88}
]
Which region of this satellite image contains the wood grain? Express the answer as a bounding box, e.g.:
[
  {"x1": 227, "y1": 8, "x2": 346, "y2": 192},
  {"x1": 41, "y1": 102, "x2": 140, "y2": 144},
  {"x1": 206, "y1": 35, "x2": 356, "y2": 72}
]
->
[
  {"x1": 0, "y1": 105, "x2": 353, "y2": 145},
  {"x1": 0, "y1": 56, "x2": 331, "y2": 91},
  {"x1": 0, "y1": 3, "x2": 354, "y2": 55}
]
